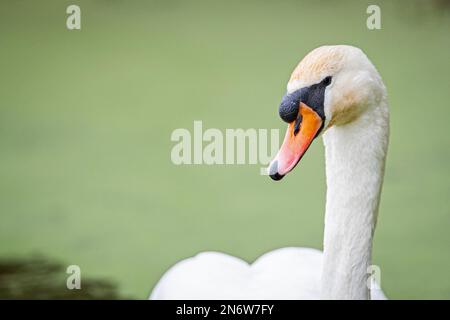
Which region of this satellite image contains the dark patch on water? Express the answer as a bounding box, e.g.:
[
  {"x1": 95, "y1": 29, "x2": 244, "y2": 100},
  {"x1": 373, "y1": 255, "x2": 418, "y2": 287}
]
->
[{"x1": 0, "y1": 255, "x2": 131, "y2": 299}]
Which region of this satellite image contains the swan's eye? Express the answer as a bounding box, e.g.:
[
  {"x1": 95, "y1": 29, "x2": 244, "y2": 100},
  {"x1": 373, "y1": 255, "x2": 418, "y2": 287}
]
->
[{"x1": 322, "y1": 76, "x2": 332, "y2": 86}]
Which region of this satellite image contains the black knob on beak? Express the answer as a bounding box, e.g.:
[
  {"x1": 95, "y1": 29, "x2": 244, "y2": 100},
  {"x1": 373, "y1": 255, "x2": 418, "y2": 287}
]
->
[{"x1": 278, "y1": 91, "x2": 302, "y2": 123}]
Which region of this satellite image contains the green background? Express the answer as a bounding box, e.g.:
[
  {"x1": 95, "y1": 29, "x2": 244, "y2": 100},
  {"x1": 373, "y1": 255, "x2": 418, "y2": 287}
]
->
[{"x1": 1, "y1": 0, "x2": 449, "y2": 299}]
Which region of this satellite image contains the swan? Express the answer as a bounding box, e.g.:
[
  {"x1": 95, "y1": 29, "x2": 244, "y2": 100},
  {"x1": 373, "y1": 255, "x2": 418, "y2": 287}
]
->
[{"x1": 150, "y1": 45, "x2": 389, "y2": 300}]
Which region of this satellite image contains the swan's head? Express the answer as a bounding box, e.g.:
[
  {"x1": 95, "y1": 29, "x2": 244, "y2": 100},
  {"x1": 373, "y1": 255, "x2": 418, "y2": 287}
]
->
[{"x1": 269, "y1": 45, "x2": 385, "y2": 180}]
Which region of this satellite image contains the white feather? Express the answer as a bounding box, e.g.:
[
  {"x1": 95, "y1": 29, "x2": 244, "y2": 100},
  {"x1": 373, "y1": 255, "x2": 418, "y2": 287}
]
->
[
  {"x1": 150, "y1": 45, "x2": 389, "y2": 300},
  {"x1": 150, "y1": 248, "x2": 386, "y2": 299}
]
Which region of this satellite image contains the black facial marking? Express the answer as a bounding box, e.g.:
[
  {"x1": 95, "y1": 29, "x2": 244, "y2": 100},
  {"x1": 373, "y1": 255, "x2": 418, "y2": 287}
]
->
[
  {"x1": 278, "y1": 90, "x2": 303, "y2": 123},
  {"x1": 293, "y1": 114, "x2": 302, "y2": 136},
  {"x1": 322, "y1": 76, "x2": 332, "y2": 86},
  {"x1": 278, "y1": 76, "x2": 332, "y2": 124}
]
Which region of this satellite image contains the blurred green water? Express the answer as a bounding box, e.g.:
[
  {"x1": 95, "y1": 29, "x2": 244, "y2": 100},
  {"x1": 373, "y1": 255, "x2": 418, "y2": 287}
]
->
[{"x1": 0, "y1": 0, "x2": 449, "y2": 299}]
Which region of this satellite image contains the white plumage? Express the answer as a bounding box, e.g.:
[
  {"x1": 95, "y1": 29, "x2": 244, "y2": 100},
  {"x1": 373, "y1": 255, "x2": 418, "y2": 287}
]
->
[
  {"x1": 150, "y1": 45, "x2": 389, "y2": 300},
  {"x1": 150, "y1": 248, "x2": 386, "y2": 300},
  {"x1": 151, "y1": 248, "x2": 321, "y2": 300}
]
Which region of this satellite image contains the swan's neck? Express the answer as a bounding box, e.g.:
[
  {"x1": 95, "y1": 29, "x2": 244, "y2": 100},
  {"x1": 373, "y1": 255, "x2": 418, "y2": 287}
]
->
[{"x1": 320, "y1": 102, "x2": 389, "y2": 300}]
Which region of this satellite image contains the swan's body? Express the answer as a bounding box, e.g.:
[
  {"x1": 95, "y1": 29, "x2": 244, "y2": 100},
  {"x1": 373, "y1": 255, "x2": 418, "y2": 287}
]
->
[
  {"x1": 151, "y1": 45, "x2": 389, "y2": 300},
  {"x1": 150, "y1": 248, "x2": 386, "y2": 300}
]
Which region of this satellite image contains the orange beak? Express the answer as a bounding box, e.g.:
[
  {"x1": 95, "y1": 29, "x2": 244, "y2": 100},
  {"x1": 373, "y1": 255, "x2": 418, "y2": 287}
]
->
[{"x1": 269, "y1": 102, "x2": 323, "y2": 180}]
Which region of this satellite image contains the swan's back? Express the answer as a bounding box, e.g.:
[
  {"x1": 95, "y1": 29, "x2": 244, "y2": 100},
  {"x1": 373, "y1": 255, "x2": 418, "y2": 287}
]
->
[
  {"x1": 150, "y1": 247, "x2": 322, "y2": 300},
  {"x1": 150, "y1": 247, "x2": 387, "y2": 300}
]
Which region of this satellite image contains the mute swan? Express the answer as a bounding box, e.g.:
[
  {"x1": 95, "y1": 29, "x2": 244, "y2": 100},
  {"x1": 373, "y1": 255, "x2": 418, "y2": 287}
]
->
[{"x1": 150, "y1": 45, "x2": 389, "y2": 300}]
